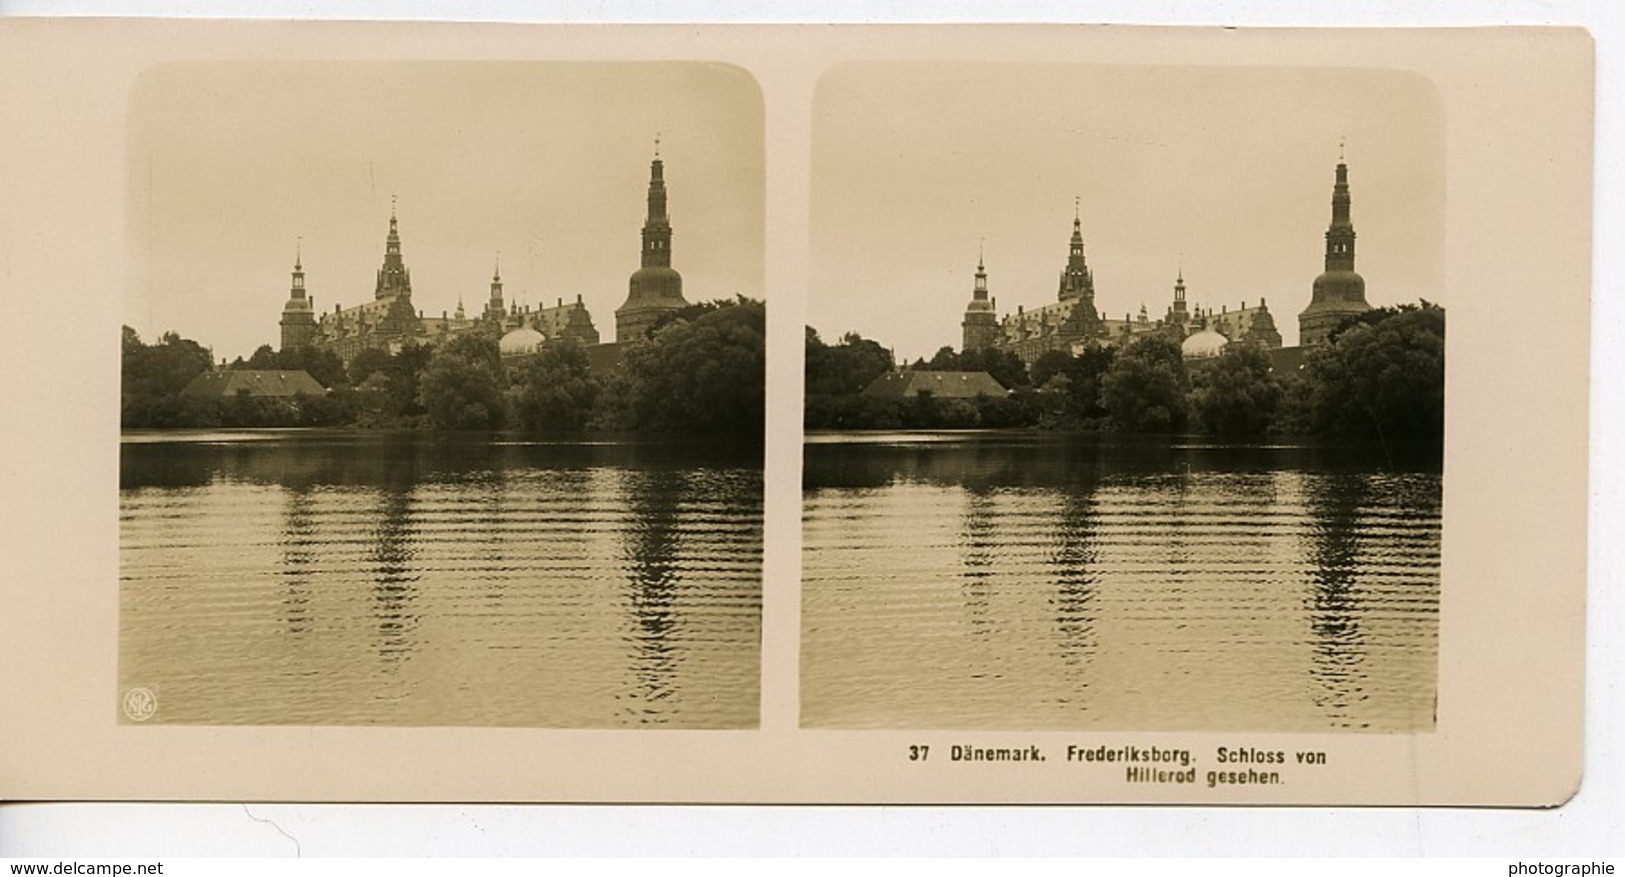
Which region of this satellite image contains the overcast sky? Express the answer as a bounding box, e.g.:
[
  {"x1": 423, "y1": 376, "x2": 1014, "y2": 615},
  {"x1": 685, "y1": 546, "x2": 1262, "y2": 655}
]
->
[
  {"x1": 126, "y1": 62, "x2": 764, "y2": 360},
  {"x1": 808, "y1": 63, "x2": 1445, "y2": 359}
]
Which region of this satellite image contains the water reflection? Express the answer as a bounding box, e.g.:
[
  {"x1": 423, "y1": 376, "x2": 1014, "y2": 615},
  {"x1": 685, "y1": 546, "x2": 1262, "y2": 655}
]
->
[
  {"x1": 120, "y1": 430, "x2": 762, "y2": 727},
  {"x1": 1048, "y1": 487, "x2": 1102, "y2": 697},
  {"x1": 475, "y1": 470, "x2": 511, "y2": 609},
  {"x1": 280, "y1": 487, "x2": 316, "y2": 636},
  {"x1": 369, "y1": 484, "x2": 420, "y2": 669},
  {"x1": 1300, "y1": 473, "x2": 1370, "y2": 727},
  {"x1": 802, "y1": 431, "x2": 1441, "y2": 731},
  {"x1": 958, "y1": 487, "x2": 999, "y2": 638},
  {"x1": 619, "y1": 469, "x2": 686, "y2": 722}
]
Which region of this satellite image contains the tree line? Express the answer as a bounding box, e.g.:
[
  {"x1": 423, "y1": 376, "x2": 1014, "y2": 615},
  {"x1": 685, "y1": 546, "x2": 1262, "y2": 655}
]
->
[
  {"x1": 121, "y1": 297, "x2": 765, "y2": 437},
  {"x1": 805, "y1": 302, "x2": 1445, "y2": 443}
]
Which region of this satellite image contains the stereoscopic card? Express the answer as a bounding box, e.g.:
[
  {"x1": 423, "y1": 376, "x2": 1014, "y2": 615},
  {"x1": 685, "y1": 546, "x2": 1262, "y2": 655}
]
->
[{"x1": 0, "y1": 21, "x2": 1591, "y2": 805}]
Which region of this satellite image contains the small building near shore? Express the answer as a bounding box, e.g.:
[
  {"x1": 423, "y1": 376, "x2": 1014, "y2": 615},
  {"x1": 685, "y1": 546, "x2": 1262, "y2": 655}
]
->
[
  {"x1": 862, "y1": 370, "x2": 1007, "y2": 401},
  {"x1": 181, "y1": 369, "x2": 327, "y2": 398}
]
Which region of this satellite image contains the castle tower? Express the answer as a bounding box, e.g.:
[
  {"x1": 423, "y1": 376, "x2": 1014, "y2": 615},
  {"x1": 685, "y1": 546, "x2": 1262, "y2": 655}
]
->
[
  {"x1": 1044, "y1": 197, "x2": 1105, "y2": 344},
  {"x1": 1298, "y1": 157, "x2": 1371, "y2": 347},
  {"x1": 1057, "y1": 198, "x2": 1096, "y2": 305},
  {"x1": 616, "y1": 139, "x2": 689, "y2": 342},
  {"x1": 961, "y1": 248, "x2": 1000, "y2": 352},
  {"x1": 484, "y1": 257, "x2": 506, "y2": 323},
  {"x1": 1170, "y1": 268, "x2": 1189, "y2": 329},
  {"x1": 374, "y1": 197, "x2": 413, "y2": 301},
  {"x1": 279, "y1": 241, "x2": 316, "y2": 351}
]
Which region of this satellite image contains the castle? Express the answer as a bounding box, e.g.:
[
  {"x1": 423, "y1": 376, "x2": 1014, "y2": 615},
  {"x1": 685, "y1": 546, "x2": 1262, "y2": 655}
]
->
[
  {"x1": 278, "y1": 148, "x2": 690, "y2": 366},
  {"x1": 961, "y1": 158, "x2": 1369, "y2": 364}
]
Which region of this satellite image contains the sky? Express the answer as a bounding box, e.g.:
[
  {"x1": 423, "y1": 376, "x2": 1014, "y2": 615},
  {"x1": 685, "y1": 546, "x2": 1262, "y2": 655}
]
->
[
  {"x1": 808, "y1": 63, "x2": 1446, "y2": 360},
  {"x1": 125, "y1": 62, "x2": 764, "y2": 360}
]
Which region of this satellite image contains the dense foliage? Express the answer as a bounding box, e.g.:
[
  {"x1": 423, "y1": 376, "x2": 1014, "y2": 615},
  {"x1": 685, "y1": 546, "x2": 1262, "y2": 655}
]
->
[
  {"x1": 1302, "y1": 302, "x2": 1446, "y2": 441},
  {"x1": 419, "y1": 334, "x2": 505, "y2": 430},
  {"x1": 803, "y1": 329, "x2": 900, "y2": 429},
  {"x1": 1029, "y1": 344, "x2": 1115, "y2": 427},
  {"x1": 508, "y1": 340, "x2": 599, "y2": 432},
  {"x1": 119, "y1": 297, "x2": 767, "y2": 436},
  {"x1": 802, "y1": 301, "x2": 1444, "y2": 443},
  {"x1": 1190, "y1": 343, "x2": 1281, "y2": 436},
  {"x1": 1100, "y1": 334, "x2": 1189, "y2": 432},
  {"x1": 624, "y1": 298, "x2": 766, "y2": 435}
]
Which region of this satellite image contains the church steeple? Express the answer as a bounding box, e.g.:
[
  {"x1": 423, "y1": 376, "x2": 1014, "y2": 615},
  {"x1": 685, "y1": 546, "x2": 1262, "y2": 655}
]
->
[
  {"x1": 641, "y1": 137, "x2": 672, "y2": 269},
  {"x1": 1324, "y1": 159, "x2": 1356, "y2": 271},
  {"x1": 374, "y1": 196, "x2": 413, "y2": 301},
  {"x1": 1299, "y1": 154, "x2": 1372, "y2": 347},
  {"x1": 617, "y1": 139, "x2": 689, "y2": 342}
]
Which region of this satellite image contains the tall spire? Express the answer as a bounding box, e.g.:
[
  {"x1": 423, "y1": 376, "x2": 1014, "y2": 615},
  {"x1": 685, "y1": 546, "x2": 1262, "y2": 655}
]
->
[
  {"x1": 640, "y1": 140, "x2": 672, "y2": 269},
  {"x1": 1058, "y1": 198, "x2": 1094, "y2": 304},
  {"x1": 1324, "y1": 158, "x2": 1356, "y2": 271},
  {"x1": 1299, "y1": 155, "x2": 1371, "y2": 347},
  {"x1": 290, "y1": 239, "x2": 305, "y2": 296},
  {"x1": 375, "y1": 198, "x2": 412, "y2": 300},
  {"x1": 485, "y1": 250, "x2": 505, "y2": 322},
  {"x1": 961, "y1": 245, "x2": 998, "y2": 353},
  {"x1": 1069, "y1": 197, "x2": 1085, "y2": 257},
  {"x1": 280, "y1": 237, "x2": 315, "y2": 351},
  {"x1": 618, "y1": 142, "x2": 688, "y2": 342}
]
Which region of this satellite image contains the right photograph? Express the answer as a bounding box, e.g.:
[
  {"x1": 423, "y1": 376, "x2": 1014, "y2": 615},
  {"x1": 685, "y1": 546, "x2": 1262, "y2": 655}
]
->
[{"x1": 801, "y1": 63, "x2": 1447, "y2": 732}]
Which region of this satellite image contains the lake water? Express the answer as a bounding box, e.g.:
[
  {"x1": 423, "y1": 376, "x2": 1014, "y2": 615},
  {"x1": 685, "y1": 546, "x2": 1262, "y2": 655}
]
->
[
  {"x1": 119, "y1": 430, "x2": 763, "y2": 728},
  {"x1": 801, "y1": 432, "x2": 1442, "y2": 732}
]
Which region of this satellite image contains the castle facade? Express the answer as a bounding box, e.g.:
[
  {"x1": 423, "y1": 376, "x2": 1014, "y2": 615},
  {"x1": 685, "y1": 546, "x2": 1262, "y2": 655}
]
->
[
  {"x1": 279, "y1": 150, "x2": 689, "y2": 366},
  {"x1": 960, "y1": 158, "x2": 1370, "y2": 363}
]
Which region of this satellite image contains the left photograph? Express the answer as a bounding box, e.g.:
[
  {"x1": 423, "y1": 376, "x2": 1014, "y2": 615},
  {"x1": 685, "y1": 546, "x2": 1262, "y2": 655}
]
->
[{"x1": 118, "y1": 62, "x2": 766, "y2": 728}]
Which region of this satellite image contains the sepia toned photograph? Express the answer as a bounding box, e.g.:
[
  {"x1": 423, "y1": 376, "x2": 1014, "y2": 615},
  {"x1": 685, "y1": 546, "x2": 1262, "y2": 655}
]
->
[
  {"x1": 117, "y1": 62, "x2": 767, "y2": 728},
  {"x1": 0, "y1": 21, "x2": 1594, "y2": 811},
  {"x1": 802, "y1": 64, "x2": 1447, "y2": 731}
]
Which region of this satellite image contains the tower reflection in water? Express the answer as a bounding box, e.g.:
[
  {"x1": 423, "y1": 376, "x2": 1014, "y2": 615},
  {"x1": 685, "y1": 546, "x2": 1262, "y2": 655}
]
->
[
  {"x1": 120, "y1": 432, "x2": 763, "y2": 728},
  {"x1": 1304, "y1": 472, "x2": 1372, "y2": 728},
  {"x1": 800, "y1": 433, "x2": 1440, "y2": 731},
  {"x1": 618, "y1": 468, "x2": 686, "y2": 723}
]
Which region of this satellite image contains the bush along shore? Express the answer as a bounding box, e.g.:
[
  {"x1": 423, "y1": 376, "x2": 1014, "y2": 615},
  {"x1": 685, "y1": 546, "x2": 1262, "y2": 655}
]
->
[
  {"x1": 805, "y1": 302, "x2": 1444, "y2": 445},
  {"x1": 122, "y1": 297, "x2": 766, "y2": 439}
]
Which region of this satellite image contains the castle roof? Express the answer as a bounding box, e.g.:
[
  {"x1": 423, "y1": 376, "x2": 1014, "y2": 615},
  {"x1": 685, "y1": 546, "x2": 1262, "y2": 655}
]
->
[
  {"x1": 1181, "y1": 324, "x2": 1229, "y2": 360},
  {"x1": 861, "y1": 370, "x2": 1008, "y2": 400},
  {"x1": 182, "y1": 370, "x2": 327, "y2": 398},
  {"x1": 499, "y1": 325, "x2": 547, "y2": 357}
]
